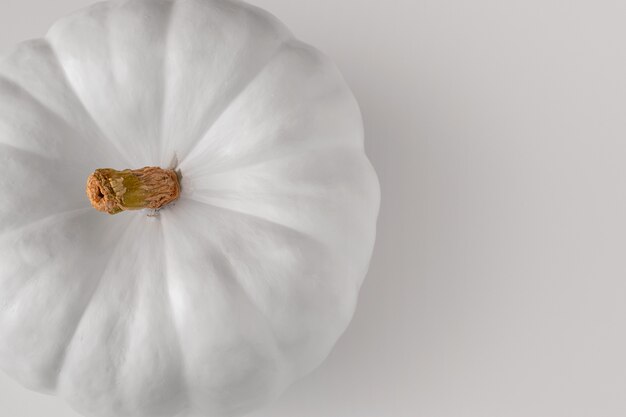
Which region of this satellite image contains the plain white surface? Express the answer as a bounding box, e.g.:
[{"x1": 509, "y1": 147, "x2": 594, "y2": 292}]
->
[{"x1": 2, "y1": 0, "x2": 626, "y2": 416}]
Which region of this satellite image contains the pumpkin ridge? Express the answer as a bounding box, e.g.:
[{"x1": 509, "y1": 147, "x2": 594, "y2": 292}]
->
[
  {"x1": 111, "y1": 218, "x2": 183, "y2": 416},
  {"x1": 160, "y1": 202, "x2": 289, "y2": 410},
  {"x1": 172, "y1": 197, "x2": 351, "y2": 381},
  {"x1": 159, "y1": 214, "x2": 191, "y2": 413},
  {"x1": 0, "y1": 144, "x2": 93, "y2": 233},
  {"x1": 0, "y1": 207, "x2": 91, "y2": 241},
  {"x1": 209, "y1": 245, "x2": 290, "y2": 380},
  {"x1": 159, "y1": 0, "x2": 293, "y2": 167},
  {"x1": 180, "y1": 142, "x2": 359, "y2": 180},
  {"x1": 175, "y1": 40, "x2": 362, "y2": 175},
  {"x1": 0, "y1": 72, "x2": 110, "y2": 165},
  {"x1": 106, "y1": 0, "x2": 177, "y2": 165},
  {"x1": 0, "y1": 139, "x2": 58, "y2": 165},
  {"x1": 182, "y1": 196, "x2": 324, "y2": 249},
  {"x1": 40, "y1": 38, "x2": 134, "y2": 167},
  {"x1": 179, "y1": 198, "x2": 340, "y2": 291},
  {"x1": 0, "y1": 208, "x2": 93, "y2": 310},
  {"x1": 176, "y1": 38, "x2": 290, "y2": 167},
  {"x1": 157, "y1": 0, "x2": 181, "y2": 166},
  {"x1": 198, "y1": 244, "x2": 289, "y2": 407},
  {"x1": 99, "y1": 0, "x2": 151, "y2": 166},
  {"x1": 54, "y1": 215, "x2": 138, "y2": 392}
]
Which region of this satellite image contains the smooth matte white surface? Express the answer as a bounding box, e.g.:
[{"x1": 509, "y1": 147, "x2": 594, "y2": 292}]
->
[{"x1": 2, "y1": 0, "x2": 626, "y2": 416}]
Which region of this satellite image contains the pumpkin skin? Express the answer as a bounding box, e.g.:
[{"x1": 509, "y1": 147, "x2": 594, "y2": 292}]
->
[{"x1": 0, "y1": 0, "x2": 379, "y2": 416}]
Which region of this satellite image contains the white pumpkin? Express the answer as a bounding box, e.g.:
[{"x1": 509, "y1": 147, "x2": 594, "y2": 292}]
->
[{"x1": 0, "y1": 0, "x2": 379, "y2": 416}]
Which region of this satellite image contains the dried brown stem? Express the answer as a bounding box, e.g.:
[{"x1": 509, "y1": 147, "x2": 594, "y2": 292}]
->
[{"x1": 86, "y1": 166, "x2": 180, "y2": 214}]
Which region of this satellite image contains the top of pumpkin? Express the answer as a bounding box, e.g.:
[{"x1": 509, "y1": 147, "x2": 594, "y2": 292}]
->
[{"x1": 0, "y1": 1, "x2": 379, "y2": 417}]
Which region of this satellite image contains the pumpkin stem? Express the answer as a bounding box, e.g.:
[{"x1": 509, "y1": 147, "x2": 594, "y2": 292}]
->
[{"x1": 86, "y1": 167, "x2": 180, "y2": 215}]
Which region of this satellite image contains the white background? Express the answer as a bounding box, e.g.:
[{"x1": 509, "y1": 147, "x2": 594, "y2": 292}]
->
[{"x1": 2, "y1": 0, "x2": 626, "y2": 416}]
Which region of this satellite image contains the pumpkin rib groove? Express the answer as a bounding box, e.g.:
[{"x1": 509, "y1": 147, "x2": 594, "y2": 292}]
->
[
  {"x1": 41, "y1": 37, "x2": 134, "y2": 167},
  {"x1": 41, "y1": 35, "x2": 131, "y2": 164},
  {"x1": 181, "y1": 143, "x2": 360, "y2": 181},
  {"x1": 0, "y1": 73, "x2": 109, "y2": 166},
  {"x1": 0, "y1": 208, "x2": 123, "y2": 393},
  {"x1": 177, "y1": 39, "x2": 290, "y2": 167},
  {"x1": 185, "y1": 146, "x2": 371, "y2": 206},
  {"x1": 161, "y1": 203, "x2": 289, "y2": 410},
  {"x1": 199, "y1": 230, "x2": 289, "y2": 371},
  {"x1": 80, "y1": 4, "x2": 143, "y2": 166},
  {"x1": 212, "y1": 247, "x2": 291, "y2": 382},
  {"x1": 178, "y1": 197, "x2": 339, "y2": 292},
  {"x1": 0, "y1": 140, "x2": 57, "y2": 164},
  {"x1": 109, "y1": 218, "x2": 178, "y2": 416},
  {"x1": 0, "y1": 207, "x2": 91, "y2": 241},
  {"x1": 109, "y1": 225, "x2": 141, "y2": 414},
  {"x1": 157, "y1": 203, "x2": 278, "y2": 415},
  {"x1": 176, "y1": 43, "x2": 362, "y2": 175},
  {"x1": 53, "y1": 215, "x2": 138, "y2": 392},
  {"x1": 182, "y1": 196, "x2": 324, "y2": 249},
  {"x1": 0, "y1": 39, "x2": 126, "y2": 167},
  {"x1": 170, "y1": 197, "x2": 352, "y2": 384},
  {"x1": 104, "y1": 0, "x2": 176, "y2": 166},
  {"x1": 159, "y1": 215, "x2": 192, "y2": 414},
  {"x1": 161, "y1": 0, "x2": 293, "y2": 166},
  {"x1": 0, "y1": 148, "x2": 91, "y2": 235},
  {"x1": 178, "y1": 197, "x2": 336, "y2": 289},
  {"x1": 0, "y1": 208, "x2": 93, "y2": 306},
  {"x1": 157, "y1": 0, "x2": 181, "y2": 167}
]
